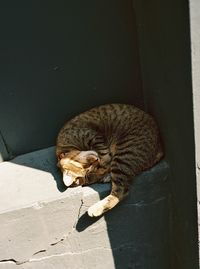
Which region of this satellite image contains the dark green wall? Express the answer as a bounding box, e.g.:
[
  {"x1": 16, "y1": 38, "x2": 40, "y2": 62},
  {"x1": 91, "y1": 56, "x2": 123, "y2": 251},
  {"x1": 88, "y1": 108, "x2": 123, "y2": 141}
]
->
[
  {"x1": 133, "y1": 0, "x2": 199, "y2": 268},
  {"x1": 0, "y1": 1, "x2": 143, "y2": 158}
]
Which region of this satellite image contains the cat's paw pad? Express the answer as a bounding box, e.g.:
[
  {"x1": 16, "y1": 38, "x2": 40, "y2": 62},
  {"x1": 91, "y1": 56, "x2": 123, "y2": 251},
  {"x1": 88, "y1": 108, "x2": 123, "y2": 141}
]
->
[{"x1": 88, "y1": 201, "x2": 105, "y2": 217}]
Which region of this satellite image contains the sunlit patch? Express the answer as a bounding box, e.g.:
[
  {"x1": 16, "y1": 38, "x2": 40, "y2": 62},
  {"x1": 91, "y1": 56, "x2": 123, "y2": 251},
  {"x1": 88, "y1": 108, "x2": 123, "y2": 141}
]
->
[{"x1": 60, "y1": 158, "x2": 83, "y2": 168}]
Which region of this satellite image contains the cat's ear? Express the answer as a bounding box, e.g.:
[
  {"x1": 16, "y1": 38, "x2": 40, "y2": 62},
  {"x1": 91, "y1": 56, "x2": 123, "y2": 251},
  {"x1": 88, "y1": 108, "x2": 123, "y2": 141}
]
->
[
  {"x1": 78, "y1": 151, "x2": 99, "y2": 165},
  {"x1": 58, "y1": 152, "x2": 66, "y2": 160},
  {"x1": 86, "y1": 154, "x2": 99, "y2": 165}
]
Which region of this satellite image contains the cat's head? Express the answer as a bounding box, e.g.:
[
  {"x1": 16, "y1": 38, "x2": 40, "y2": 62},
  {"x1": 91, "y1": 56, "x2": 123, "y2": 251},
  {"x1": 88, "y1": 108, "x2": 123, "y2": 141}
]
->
[{"x1": 57, "y1": 150, "x2": 99, "y2": 187}]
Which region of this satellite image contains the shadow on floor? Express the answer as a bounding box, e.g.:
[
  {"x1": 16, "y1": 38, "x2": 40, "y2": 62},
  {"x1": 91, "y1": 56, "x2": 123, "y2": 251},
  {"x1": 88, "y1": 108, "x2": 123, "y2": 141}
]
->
[{"x1": 10, "y1": 146, "x2": 171, "y2": 269}]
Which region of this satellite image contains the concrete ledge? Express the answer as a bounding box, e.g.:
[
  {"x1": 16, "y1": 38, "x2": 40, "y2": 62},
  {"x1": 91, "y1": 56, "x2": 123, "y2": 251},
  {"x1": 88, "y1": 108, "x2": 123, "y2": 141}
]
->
[{"x1": 0, "y1": 147, "x2": 170, "y2": 269}]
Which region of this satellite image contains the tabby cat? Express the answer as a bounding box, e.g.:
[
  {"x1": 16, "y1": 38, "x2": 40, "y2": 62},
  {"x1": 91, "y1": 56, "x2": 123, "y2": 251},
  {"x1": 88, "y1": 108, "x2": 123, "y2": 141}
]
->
[{"x1": 56, "y1": 104, "x2": 163, "y2": 217}]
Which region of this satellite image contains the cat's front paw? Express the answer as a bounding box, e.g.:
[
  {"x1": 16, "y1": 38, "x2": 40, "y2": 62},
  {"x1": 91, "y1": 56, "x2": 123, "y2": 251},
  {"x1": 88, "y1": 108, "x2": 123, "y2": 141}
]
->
[
  {"x1": 87, "y1": 195, "x2": 119, "y2": 217},
  {"x1": 88, "y1": 201, "x2": 105, "y2": 217}
]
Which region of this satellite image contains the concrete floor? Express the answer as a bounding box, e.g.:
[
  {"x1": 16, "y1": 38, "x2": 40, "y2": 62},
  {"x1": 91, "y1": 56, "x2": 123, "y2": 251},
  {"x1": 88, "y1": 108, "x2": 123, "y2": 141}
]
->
[{"x1": 0, "y1": 147, "x2": 170, "y2": 269}]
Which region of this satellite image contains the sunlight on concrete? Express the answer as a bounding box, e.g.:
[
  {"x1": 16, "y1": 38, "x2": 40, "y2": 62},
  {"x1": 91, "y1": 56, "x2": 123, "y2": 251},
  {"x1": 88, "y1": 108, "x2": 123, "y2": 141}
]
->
[
  {"x1": 0, "y1": 161, "x2": 83, "y2": 214},
  {"x1": 0, "y1": 157, "x2": 113, "y2": 268}
]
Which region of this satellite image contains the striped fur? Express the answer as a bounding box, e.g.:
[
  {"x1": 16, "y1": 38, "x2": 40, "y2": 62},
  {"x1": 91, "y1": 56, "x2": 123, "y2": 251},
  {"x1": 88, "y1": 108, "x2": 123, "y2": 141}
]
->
[{"x1": 56, "y1": 104, "x2": 163, "y2": 217}]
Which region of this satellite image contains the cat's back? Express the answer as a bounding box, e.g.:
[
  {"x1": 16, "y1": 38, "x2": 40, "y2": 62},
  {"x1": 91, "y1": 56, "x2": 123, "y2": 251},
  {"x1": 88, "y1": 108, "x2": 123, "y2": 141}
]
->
[
  {"x1": 57, "y1": 103, "x2": 163, "y2": 163},
  {"x1": 97, "y1": 103, "x2": 146, "y2": 123},
  {"x1": 62, "y1": 103, "x2": 157, "y2": 134},
  {"x1": 92, "y1": 103, "x2": 157, "y2": 134}
]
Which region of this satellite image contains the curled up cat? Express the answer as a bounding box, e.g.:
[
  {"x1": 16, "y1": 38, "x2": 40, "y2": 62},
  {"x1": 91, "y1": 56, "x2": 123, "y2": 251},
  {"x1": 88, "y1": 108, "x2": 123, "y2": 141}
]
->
[{"x1": 56, "y1": 104, "x2": 163, "y2": 217}]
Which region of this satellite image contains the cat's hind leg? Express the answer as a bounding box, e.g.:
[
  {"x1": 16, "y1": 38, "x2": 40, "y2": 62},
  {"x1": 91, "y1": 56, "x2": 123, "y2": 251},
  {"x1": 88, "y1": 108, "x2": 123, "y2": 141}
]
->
[{"x1": 87, "y1": 153, "x2": 134, "y2": 217}]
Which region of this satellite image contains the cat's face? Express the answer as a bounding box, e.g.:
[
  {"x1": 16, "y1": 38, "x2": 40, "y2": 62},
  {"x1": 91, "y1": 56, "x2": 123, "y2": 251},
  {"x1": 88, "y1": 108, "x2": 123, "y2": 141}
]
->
[{"x1": 57, "y1": 150, "x2": 99, "y2": 187}]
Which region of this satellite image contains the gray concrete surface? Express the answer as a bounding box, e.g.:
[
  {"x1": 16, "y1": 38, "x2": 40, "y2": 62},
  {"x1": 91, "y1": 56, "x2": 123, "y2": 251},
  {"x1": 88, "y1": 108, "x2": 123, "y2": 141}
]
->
[{"x1": 0, "y1": 147, "x2": 170, "y2": 269}]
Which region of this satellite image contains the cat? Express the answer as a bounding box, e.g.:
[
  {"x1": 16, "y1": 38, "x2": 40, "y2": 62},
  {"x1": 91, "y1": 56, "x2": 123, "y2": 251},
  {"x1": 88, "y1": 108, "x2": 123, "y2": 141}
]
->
[{"x1": 56, "y1": 104, "x2": 163, "y2": 217}]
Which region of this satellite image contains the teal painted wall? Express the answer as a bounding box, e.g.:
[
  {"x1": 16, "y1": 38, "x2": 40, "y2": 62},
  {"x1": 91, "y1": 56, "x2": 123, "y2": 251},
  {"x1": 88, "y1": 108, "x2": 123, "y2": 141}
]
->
[{"x1": 0, "y1": 1, "x2": 143, "y2": 157}]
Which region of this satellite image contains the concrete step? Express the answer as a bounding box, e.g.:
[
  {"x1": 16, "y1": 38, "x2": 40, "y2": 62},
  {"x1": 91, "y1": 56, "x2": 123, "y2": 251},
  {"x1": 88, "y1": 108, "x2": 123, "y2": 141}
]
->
[{"x1": 0, "y1": 147, "x2": 170, "y2": 269}]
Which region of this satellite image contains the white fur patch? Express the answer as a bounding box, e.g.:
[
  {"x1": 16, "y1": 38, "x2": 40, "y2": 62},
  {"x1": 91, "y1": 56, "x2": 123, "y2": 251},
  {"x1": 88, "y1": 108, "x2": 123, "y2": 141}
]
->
[
  {"x1": 88, "y1": 200, "x2": 105, "y2": 217},
  {"x1": 63, "y1": 174, "x2": 74, "y2": 186},
  {"x1": 88, "y1": 195, "x2": 120, "y2": 217}
]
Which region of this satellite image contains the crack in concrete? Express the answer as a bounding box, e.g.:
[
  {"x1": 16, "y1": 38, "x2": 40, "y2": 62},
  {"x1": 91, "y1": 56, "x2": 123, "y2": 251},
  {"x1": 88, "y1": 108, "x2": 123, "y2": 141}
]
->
[
  {"x1": 73, "y1": 198, "x2": 84, "y2": 229},
  {"x1": 29, "y1": 248, "x2": 112, "y2": 263},
  {"x1": 77, "y1": 199, "x2": 84, "y2": 219},
  {"x1": 33, "y1": 249, "x2": 47, "y2": 256},
  {"x1": 0, "y1": 242, "x2": 135, "y2": 266},
  {"x1": 0, "y1": 194, "x2": 166, "y2": 266},
  {"x1": 50, "y1": 238, "x2": 65, "y2": 246},
  {"x1": 0, "y1": 234, "x2": 69, "y2": 266},
  {"x1": 25, "y1": 243, "x2": 136, "y2": 264},
  {"x1": 0, "y1": 258, "x2": 28, "y2": 265},
  {"x1": 0, "y1": 259, "x2": 17, "y2": 265}
]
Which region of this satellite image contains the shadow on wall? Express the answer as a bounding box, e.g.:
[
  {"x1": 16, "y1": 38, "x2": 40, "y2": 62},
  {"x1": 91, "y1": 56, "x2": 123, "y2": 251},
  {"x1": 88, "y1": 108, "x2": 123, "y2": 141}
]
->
[{"x1": 9, "y1": 146, "x2": 171, "y2": 269}]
